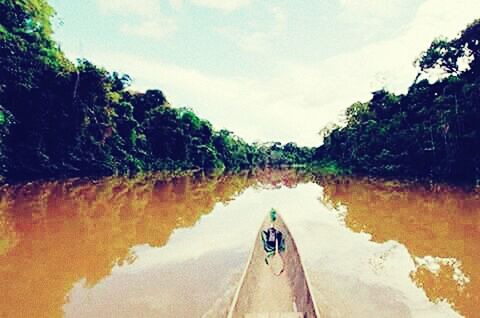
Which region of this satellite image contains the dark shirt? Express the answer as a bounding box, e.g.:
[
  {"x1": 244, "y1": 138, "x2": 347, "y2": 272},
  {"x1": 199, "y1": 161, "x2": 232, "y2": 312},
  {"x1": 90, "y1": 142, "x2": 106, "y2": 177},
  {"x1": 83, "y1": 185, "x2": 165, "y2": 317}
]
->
[{"x1": 262, "y1": 227, "x2": 285, "y2": 253}]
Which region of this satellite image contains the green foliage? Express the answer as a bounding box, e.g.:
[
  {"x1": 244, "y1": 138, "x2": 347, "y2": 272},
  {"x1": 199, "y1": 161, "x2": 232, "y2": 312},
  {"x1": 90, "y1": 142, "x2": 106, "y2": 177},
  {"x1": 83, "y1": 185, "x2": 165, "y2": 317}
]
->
[
  {"x1": 0, "y1": 106, "x2": 14, "y2": 181},
  {"x1": 417, "y1": 19, "x2": 480, "y2": 79},
  {"x1": 316, "y1": 19, "x2": 480, "y2": 185},
  {"x1": 307, "y1": 159, "x2": 347, "y2": 176},
  {"x1": 417, "y1": 37, "x2": 460, "y2": 75},
  {"x1": 0, "y1": 0, "x2": 316, "y2": 182}
]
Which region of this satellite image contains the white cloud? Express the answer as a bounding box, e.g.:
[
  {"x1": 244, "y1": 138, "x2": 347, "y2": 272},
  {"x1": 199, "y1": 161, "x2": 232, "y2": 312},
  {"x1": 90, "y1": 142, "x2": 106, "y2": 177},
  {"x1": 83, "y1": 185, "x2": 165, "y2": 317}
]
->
[
  {"x1": 218, "y1": 5, "x2": 287, "y2": 53},
  {"x1": 120, "y1": 18, "x2": 177, "y2": 40},
  {"x1": 191, "y1": 0, "x2": 251, "y2": 12},
  {"x1": 339, "y1": 0, "x2": 406, "y2": 16},
  {"x1": 165, "y1": 0, "x2": 253, "y2": 11},
  {"x1": 270, "y1": 6, "x2": 287, "y2": 32},
  {"x1": 97, "y1": 0, "x2": 177, "y2": 40},
  {"x1": 97, "y1": 0, "x2": 160, "y2": 17},
  {"x1": 298, "y1": 0, "x2": 480, "y2": 116},
  {"x1": 337, "y1": 0, "x2": 417, "y2": 39},
  {"x1": 97, "y1": 0, "x2": 256, "y2": 41},
  {"x1": 168, "y1": 0, "x2": 184, "y2": 10}
]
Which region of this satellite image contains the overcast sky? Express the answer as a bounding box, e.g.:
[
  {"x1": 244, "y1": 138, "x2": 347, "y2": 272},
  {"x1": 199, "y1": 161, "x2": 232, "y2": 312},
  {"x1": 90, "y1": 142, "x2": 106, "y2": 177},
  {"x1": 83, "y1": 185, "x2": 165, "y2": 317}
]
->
[{"x1": 50, "y1": 0, "x2": 480, "y2": 146}]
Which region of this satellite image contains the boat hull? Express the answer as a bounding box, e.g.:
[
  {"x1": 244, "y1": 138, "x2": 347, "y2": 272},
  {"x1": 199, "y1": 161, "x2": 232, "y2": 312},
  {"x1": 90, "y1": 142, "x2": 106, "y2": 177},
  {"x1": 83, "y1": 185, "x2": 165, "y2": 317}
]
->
[{"x1": 227, "y1": 213, "x2": 320, "y2": 317}]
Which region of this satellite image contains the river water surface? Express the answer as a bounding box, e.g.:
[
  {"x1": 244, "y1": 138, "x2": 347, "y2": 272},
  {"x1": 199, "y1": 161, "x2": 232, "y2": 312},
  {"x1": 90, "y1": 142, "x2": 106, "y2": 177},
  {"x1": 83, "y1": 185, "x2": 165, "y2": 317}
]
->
[{"x1": 0, "y1": 170, "x2": 478, "y2": 317}]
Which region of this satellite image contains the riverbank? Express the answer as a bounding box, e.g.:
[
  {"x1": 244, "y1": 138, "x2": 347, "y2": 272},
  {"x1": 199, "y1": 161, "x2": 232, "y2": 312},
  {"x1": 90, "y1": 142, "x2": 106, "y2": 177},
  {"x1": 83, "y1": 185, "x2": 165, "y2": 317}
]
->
[{"x1": 306, "y1": 159, "x2": 480, "y2": 190}]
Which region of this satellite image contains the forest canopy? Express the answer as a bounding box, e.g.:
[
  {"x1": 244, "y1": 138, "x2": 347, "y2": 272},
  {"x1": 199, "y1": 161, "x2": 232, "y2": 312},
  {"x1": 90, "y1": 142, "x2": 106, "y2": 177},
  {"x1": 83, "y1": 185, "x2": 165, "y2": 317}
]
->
[
  {"x1": 0, "y1": 0, "x2": 313, "y2": 183},
  {"x1": 315, "y1": 18, "x2": 480, "y2": 184}
]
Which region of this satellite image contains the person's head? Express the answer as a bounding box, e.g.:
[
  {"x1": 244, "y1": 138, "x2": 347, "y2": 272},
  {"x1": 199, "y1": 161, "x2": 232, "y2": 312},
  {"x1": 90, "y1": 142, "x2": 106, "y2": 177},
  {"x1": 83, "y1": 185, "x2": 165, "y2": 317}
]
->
[{"x1": 270, "y1": 208, "x2": 277, "y2": 223}]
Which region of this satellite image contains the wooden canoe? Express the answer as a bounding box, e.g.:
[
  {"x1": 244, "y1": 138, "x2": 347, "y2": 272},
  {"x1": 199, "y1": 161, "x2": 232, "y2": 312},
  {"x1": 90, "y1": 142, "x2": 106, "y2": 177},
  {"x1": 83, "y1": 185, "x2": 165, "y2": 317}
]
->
[{"x1": 227, "y1": 213, "x2": 320, "y2": 318}]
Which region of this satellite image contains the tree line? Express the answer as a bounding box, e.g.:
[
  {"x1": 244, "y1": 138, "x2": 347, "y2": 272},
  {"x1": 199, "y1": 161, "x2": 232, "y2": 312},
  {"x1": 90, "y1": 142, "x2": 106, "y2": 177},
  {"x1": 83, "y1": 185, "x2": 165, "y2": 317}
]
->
[
  {"x1": 0, "y1": 0, "x2": 313, "y2": 183},
  {"x1": 4, "y1": 1, "x2": 477, "y2": 185},
  {"x1": 315, "y1": 19, "x2": 480, "y2": 185}
]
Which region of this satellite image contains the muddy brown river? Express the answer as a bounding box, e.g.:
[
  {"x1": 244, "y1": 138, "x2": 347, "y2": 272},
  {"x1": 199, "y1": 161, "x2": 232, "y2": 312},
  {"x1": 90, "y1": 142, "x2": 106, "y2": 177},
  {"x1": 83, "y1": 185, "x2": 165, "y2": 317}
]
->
[{"x1": 0, "y1": 170, "x2": 478, "y2": 317}]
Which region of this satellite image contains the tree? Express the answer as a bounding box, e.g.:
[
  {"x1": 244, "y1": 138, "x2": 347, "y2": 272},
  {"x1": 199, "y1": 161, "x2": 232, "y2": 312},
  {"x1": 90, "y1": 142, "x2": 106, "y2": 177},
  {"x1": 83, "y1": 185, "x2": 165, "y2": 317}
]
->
[{"x1": 317, "y1": 19, "x2": 480, "y2": 184}]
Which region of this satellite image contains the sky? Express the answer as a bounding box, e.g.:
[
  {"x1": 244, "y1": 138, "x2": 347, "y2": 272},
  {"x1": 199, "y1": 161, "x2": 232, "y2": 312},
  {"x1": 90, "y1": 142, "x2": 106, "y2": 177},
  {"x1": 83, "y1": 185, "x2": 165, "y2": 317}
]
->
[{"x1": 49, "y1": 0, "x2": 480, "y2": 146}]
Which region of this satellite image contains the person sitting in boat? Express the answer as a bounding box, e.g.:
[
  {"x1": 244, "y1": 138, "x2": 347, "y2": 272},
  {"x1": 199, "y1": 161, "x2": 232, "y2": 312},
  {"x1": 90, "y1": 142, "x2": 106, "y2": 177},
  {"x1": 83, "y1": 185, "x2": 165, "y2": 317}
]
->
[{"x1": 261, "y1": 209, "x2": 285, "y2": 265}]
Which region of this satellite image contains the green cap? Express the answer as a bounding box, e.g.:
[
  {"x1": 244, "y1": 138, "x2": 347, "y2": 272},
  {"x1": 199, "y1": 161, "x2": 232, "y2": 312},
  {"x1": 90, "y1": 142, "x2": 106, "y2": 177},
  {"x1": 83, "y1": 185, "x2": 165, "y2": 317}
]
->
[{"x1": 270, "y1": 208, "x2": 277, "y2": 222}]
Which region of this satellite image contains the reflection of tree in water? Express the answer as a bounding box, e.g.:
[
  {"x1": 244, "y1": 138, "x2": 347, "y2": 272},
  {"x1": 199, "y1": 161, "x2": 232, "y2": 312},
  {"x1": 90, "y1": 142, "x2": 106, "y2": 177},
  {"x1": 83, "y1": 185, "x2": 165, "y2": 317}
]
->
[
  {"x1": 0, "y1": 169, "x2": 310, "y2": 318},
  {"x1": 316, "y1": 176, "x2": 480, "y2": 318},
  {"x1": 254, "y1": 167, "x2": 314, "y2": 189}
]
